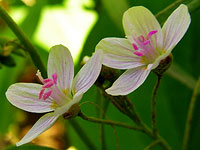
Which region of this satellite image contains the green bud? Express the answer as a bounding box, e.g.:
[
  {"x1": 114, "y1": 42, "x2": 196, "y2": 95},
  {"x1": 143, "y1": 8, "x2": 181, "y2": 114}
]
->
[
  {"x1": 63, "y1": 103, "x2": 80, "y2": 119},
  {"x1": 153, "y1": 53, "x2": 173, "y2": 77}
]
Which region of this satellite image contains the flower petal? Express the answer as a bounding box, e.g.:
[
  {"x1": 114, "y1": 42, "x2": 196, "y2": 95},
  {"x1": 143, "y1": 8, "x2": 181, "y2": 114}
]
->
[
  {"x1": 106, "y1": 65, "x2": 152, "y2": 95},
  {"x1": 123, "y1": 6, "x2": 163, "y2": 51},
  {"x1": 48, "y1": 45, "x2": 74, "y2": 92},
  {"x1": 162, "y1": 4, "x2": 191, "y2": 54},
  {"x1": 6, "y1": 83, "x2": 54, "y2": 113},
  {"x1": 72, "y1": 50, "x2": 103, "y2": 97},
  {"x1": 16, "y1": 113, "x2": 59, "y2": 146},
  {"x1": 95, "y1": 38, "x2": 144, "y2": 69}
]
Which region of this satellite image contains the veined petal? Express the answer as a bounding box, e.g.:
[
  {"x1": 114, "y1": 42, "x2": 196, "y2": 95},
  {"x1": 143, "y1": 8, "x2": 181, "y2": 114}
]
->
[
  {"x1": 123, "y1": 6, "x2": 163, "y2": 51},
  {"x1": 162, "y1": 4, "x2": 190, "y2": 54},
  {"x1": 96, "y1": 38, "x2": 144, "y2": 69},
  {"x1": 72, "y1": 50, "x2": 103, "y2": 97},
  {"x1": 6, "y1": 83, "x2": 54, "y2": 113},
  {"x1": 106, "y1": 65, "x2": 152, "y2": 95},
  {"x1": 16, "y1": 112, "x2": 59, "y2": 146},
  {"x1": 48, "y1": 45, "x2": 74, "y2": 93}
]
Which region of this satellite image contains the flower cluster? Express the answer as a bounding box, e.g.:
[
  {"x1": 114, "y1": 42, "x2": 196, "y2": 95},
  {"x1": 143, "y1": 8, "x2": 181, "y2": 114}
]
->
[{"x1": 6, "y1": 4, "x2": 190, "y2": 146}]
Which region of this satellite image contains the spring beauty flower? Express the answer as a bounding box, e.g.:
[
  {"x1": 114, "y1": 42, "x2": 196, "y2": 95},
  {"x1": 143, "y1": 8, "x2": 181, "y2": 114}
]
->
[
  {"x1": 95, "y1": 4, "x2": 190, "y2": 95},
  {"x1": 6, "y1": 45, "x2": 103, "y2": 146}
]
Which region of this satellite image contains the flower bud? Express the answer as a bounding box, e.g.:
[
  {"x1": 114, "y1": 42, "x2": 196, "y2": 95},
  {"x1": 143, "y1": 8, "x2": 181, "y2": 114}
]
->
[{"x1": 153, "y1": 53, "x2": 173, "y2": 77}]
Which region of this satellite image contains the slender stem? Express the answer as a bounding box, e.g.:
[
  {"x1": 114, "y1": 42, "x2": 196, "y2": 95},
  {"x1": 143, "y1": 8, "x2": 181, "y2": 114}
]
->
[
  {"x1": 182, "y1": 77, "x2": 200, "y2": 150},
  {"x1": 151, "y1": 76, "x2": 162, "y2": 136},
  {"x1": 79, "y1": 111, "x2": 171, "y2": 150},
  {"x1": 69, "y1": 119, "x2": 97, "y2": 150},
  {"x1": 78, "y1": 111, "x2": 144, "y2": 131},
  {"x1": 144, "y1": 139, "x2": 161, "y2": 150},
  {"x1": 0, "y1": 6, "x2": 47, "y2": 77}
]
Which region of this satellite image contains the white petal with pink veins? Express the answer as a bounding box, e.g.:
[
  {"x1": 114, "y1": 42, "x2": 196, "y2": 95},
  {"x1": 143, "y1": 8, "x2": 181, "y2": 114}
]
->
[
  {"x1": 6, "y1": 83, "x2": 55, "y2": 113},
  {"x1": 96, "y1": 38, "x2": 145, "y2": 69},
  {"x1": 16, "y1": 112, "x2": 59, "y2": 146},
  {"x1": 72, "y1": 50, "x2": 103, "y2": 98},
  {"x1": 162, "y1": 4, "x2": 191, "y2": 55},
  {"x1": 106, "y1": 65, "x2": 152, "y2": 95},
  {"x1": 48, "y1": 45, "x2": 74, "y2": 93}
]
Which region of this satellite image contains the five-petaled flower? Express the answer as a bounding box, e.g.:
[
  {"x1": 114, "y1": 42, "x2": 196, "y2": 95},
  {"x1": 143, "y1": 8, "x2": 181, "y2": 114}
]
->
[
  {"x1": 95, "y1": 4, "x2": 191, "y2": 96},
  {"x1": 6, "y1": 45, "x2": 103, "y2": 146}
]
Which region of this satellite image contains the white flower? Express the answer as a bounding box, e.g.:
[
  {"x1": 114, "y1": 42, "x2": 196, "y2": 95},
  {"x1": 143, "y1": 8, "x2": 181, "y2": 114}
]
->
[
  {"x1": 6, "y1": 45, "x2": 103, "y2": 146},
  {"x1": 95, "y1": 4, "x2": 191, "y2": 95}
]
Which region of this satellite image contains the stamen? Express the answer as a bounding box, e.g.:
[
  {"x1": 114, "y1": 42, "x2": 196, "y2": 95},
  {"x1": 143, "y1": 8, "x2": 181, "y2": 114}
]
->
[
  {"x1": 43, "y1": 78, "x2": 52, "y2": 83},
  {"x1": 132, "y1": 43, "x2": 138, "y2": 50},
  {"x1": 52, "y1": 73, "x2": 58, "y2": 84},
  {"x1": 43, "y1": 90, "x2": 52, "y2": 100},
  {"x1": 140, "y1": 35, "x2": 145, "y2": 42},
  {"x1": 36, "y1": 70, "x2": 44, "y2": 83},
  {"x1": 134, "y1": 51, "x2": 144, "y2": 56},
  {"x1": 143, "y1": 40, "x2": 150, "y2": 45},
  {"x1": 39, "y1": 88, "x2": 45, "y2": 99},
  {"x1": 147, "y1": 30, "x2": 158, "y2": 39},
  {"x1": 42, "y1": 81, "x2": 54, "y2": 88}
]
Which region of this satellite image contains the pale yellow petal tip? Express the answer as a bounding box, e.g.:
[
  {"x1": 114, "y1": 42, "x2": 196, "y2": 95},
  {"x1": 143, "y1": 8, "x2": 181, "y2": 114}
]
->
[
  {"x1": 123, "y1": 5, "x2": 150, "y2": 17},
  {"x1": 105, "y1": 88, "x2": 119, "y2": 96}
]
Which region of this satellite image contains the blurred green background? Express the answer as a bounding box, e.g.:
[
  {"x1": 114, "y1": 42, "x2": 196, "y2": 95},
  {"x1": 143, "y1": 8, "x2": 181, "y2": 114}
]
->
[{"x1": 0, "y1": 0, "x2": 200, "y2": 150}]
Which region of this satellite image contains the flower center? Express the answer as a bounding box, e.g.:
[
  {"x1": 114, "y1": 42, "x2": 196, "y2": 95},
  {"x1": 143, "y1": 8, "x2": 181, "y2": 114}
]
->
[
  {"x1": 132, "y1": 30, "x2": 158, "y2": 57},
  {"x1": 36, "y1": 71, "x2": 58, "y2": 100}
]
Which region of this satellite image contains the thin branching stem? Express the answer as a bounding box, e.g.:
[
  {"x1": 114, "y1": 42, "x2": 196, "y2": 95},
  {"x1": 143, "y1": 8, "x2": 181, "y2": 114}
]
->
[
  {"x1": 78, "y1": 111, "x2": 144, "y2": 131},
  {"x1": 182, "y1": 77, "x2": 200, "y2": 150},
  {"x1": 0, "y1": 6, "x2": 47, "y2": 77},
  {"x1": 151, "y1": 75, "x2": 162, "y2": 137}
]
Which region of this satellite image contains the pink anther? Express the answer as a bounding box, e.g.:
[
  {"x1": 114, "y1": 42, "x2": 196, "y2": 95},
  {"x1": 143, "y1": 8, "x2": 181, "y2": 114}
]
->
[
  {"x1": 39, "y1": 88, "x2": 45, "y2": 99},
  {"x1": 52, "y1": 73, "x2": 58, "y2": 84},
  {"x1": 134, "y1": 51, "x2": 144, "y2": 56},
  {"x1": 140, "y1": 35, "x2": 145, "y2": 42},
  {"x1": 43, "y1": 78, "x2": 52, "y2": 83},
  {"x1": 147, "y1": 30, "x2": 157, "y2": 39},
  {"x1": 42, "y1": 81, "x2": 54, "y2": 88},
  {"x1": 143, "y1": 40, "x2": 150, "y2": 45},
  {"x1": 43, "y1": 90, "x2": 52, "y2": 100},
  {"x1": 132, "y1": 43, "x2": 138, "y2": 50}
]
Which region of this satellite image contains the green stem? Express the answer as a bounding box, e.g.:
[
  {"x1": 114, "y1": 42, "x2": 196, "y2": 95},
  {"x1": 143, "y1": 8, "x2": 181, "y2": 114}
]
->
[
  {"x1": 78, "y1": 111, "x2": 144, "y2": 131},
  {"x1": 144, "y1": 139, "x2": 161, "y2": 150},
  {"x1": 151, "y1": 76, "x2": 162, "y2": 136},
  {"x1": 182, "y1": 77, "x2": 200, "y2": 150},
  {"x1": 188, "y1": 0, "x2": 200, "y2": 13},
  {"x1": 69, "y1": 119, "x2": 97, "y2": 150},
  {"x1": 79, "y1": 111, "x2": 171, "y2": 150},
  {"x1": 0, "y1": 6, "x2": 47, "y2": 77}
]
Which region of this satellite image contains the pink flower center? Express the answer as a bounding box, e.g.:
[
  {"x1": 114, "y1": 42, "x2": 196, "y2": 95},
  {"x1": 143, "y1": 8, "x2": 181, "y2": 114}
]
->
[
  {"x1": 132, "y1": 30, "x2": 158, "y2": 57},
  {"x1": 39, "y1": 73, "x2": 58, "y2": 100}
]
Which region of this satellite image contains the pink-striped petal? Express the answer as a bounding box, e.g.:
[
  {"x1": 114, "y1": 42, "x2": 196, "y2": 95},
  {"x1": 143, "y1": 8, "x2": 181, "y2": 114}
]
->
[
  {"x1": 72, "y1": 50, "x2": 103, "y2": 98},
  {"x1": 16, "y1": 113, "x2": 59, "y2": 146},
  {"x1": 96, "y1": 38, "x2": 144, "y2": 69},
  {"x1": 162, "y1": 4, "x2": 191, "y2": 54},
  {"x1": 123, "y1": 6, "x2": 163, "y2": 52},
  {"x1": 106, "y1": 65, "x2": 152, "y2": 95},
  {"x1": 48, "y1": 45, "x2": 74, "y2": 93},
  {"x1": 6, "y1": 83, "x2": 54, "y2": 113}
]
